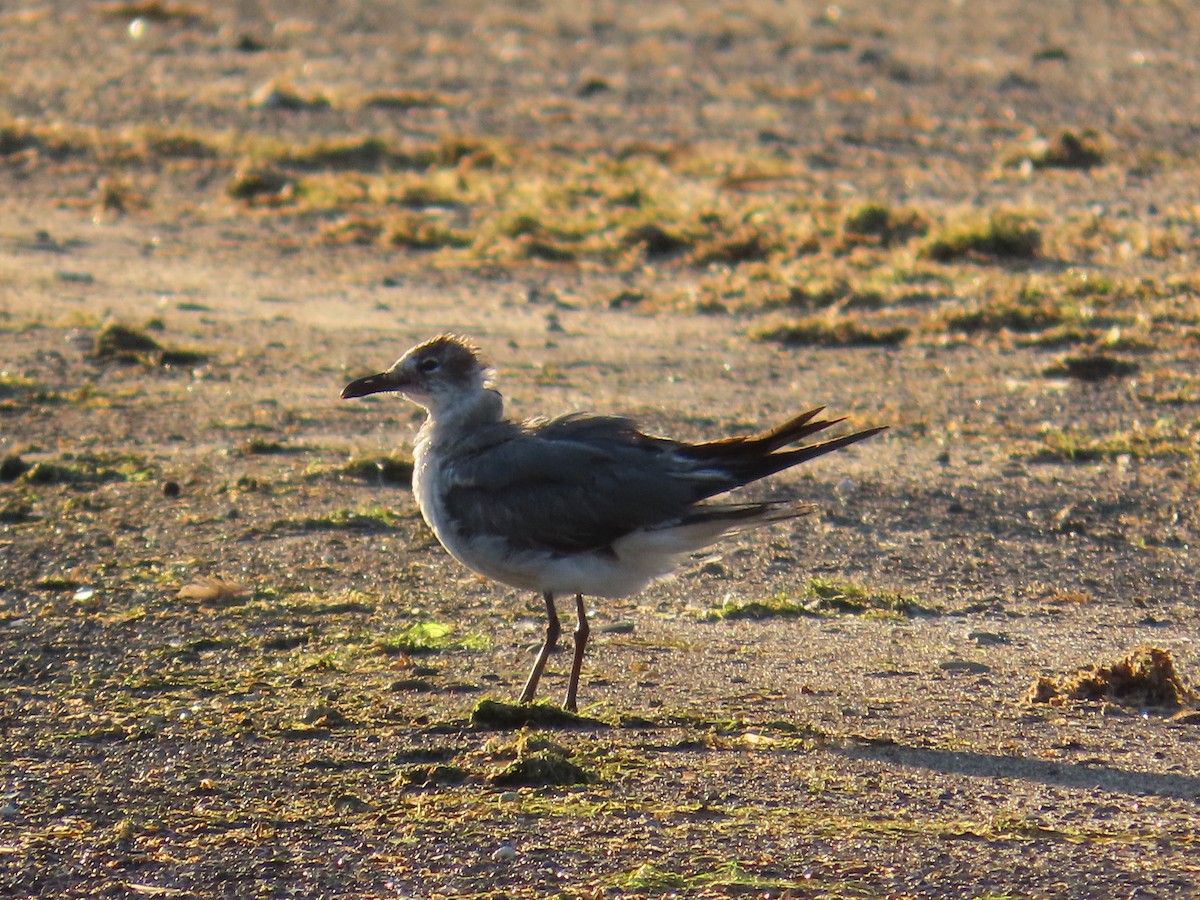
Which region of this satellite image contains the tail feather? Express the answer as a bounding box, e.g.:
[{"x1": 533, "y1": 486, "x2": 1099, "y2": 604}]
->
[
  {"x1": 744, "y1": 424, "x2": 887, "y2": 480},
  {"x1": 688, "y1": 407, "x2": 836, "y2": 458},
  {"x1": 671, "y1": 499, "x2": 816, "y2": 531},
  {"x1": 736, "y1": 407, "x2": 835, "y2": 452},
  {"x1": 627, "y1": 500, "x2": 816, "y2": 557},
  {"x1": 682, "y1": 407, "x2": 886, "y2": 493}
]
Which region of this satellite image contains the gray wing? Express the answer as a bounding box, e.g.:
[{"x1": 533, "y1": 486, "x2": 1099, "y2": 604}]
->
[{"x1": 441, "y1": 415, "x2": 714, "y2": 553}]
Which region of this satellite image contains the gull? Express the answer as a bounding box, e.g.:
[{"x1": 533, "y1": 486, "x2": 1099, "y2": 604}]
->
[{"x1": 342, "y1": 334, "x2": 884, "y2": 712}]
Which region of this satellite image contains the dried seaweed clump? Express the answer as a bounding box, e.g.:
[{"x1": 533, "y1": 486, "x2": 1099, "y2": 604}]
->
[{"x1": 1029, "y1": 646, "x2": 1196, "y2": 709}]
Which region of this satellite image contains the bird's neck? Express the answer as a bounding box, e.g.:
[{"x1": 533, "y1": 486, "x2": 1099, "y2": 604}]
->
[{"x1": 422, "y1": 387, "x2": 504, "y2": 440}]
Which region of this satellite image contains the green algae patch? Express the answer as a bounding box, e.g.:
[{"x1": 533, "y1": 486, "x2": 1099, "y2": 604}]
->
[
  {"x1": 339, "y1": 455, "x2": 414, "y2": 486},
  {"x1": 708, "y1": 579, "x2": 935, "y2": 621},
  {"x1": 704, "y1": 594, "x2": 811, "y2": 621},
  {"x1": 489, "y1": 749, "x2": 594, "y2": 786},
  {"x1": 470, "y1": 699, "x2": 606, "y2": 730},
  {"x1": 752, "y1": 316, "x2": 911, "y2": 348},
  {"x1": 921, "y1": 210, "x2": 1042, "y2": 262},
  {"x1": 376, "y1": 621, "x2": 491, "y2": 655},
  {"x1": 1042, "y1": 354, "x2": 1140, "y2": 382},
  {"x1": 92, "y1": 322, "x2": 209, "y2": 367}
]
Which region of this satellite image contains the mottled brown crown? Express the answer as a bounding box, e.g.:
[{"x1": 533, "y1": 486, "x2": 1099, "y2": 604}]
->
[{"x1": 408, "y1": 333, "x2": 491, "y2": 385}]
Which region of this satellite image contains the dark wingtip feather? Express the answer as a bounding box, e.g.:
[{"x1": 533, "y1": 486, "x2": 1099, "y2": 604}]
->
[
  {"x1": 689, "y1": 406, "x2": 840, "y2": 458},
  {"x1": 770, "y1": 423, "x2": 887, "y2": 469},
  {"x1": 688, "y1": 417, "x2": 886, "y2": 493}
]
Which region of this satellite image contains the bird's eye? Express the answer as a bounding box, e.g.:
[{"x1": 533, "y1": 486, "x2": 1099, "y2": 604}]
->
[{"x1": 418, "y1": 357, "x2": 441, "y2": 373}]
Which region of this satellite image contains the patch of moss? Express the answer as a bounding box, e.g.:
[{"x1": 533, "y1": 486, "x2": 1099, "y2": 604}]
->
[
  {"x1": 0, "y1": 500, "x2": 34, "y2": 523},
  {"x1": 519, "y1": 236, "x2": 579, "y2": 262},
  {"x1": 1, "y1": 454, "x2": 31, "y2": 481},
  {"x1": 270, "y1": 135, "x2": 493, "y2": 173},
  {"x1": 361, "y1": 90, "x2": 450, "y2": 110},
  {"x1": 393, "y1": 180, "x2": 462, "y2": 210},
  {"x1": 258, "y1": 506, "x2": 400, "y2": 535},
  {"x1": 319, "y1": 216, "x2": 384, "y2": 245},
  {"x1": 22, "y1": 458, "x2": 126, "y2": 486},
  {"x1": 490, "y1": 749, "x2": 594, "y2": 786},
  {"x1": 498, "y1": 211, "x2": 543, "y2": 239},
  {"x1": 804, "y1": 577, "x2": 933, "y2": 617},
  {"x1": 941, "y1": 296, "x2": 1076, "y2": 335},
  {"x1": 620, "y1": 222, "x2": 694, "y2": 260},
  {"x1": 398, "y1": 763, "x2": 469, "y2": 786},
  {"x1": 139, "y1": 130, "x2": 219, "y2": 160},
  {"x1": 1032, "y1": 130, "x2": 1107, "y2": 170},
  {"x1": 92, "y1": 323, "x2": 208, "y2": 367},
  {"x1": 93, "y1": 323, "x2": 162, "y2": 360},
  {"x1": 705, "y1": 595, "x2": 811, "y2": 621},
  {"x1": 236, "y1": 438, "x2": 289, "y2": 455},
  {"x1": 0, "y1": 120, "x2": 43, "y2": 158},
  {"x1": 1034, "y1": 420, "x2": 1197, "y2": 462},
  {"x1": 840, "y1": 202, "x2": 928, "y2": 248},
  {"x1": 159, "y1": 347, "x2": 210, "y2": 367},
  {"x1": 618, "y1": 860, "x2": 809, "y2": 895},
  {"x1": 35, "y1": 575, "x2": 87, "y2": 591},
  {"x1": 775, "y1": 279, "x2": 855, "y2": 311},
  {"x1": 0, "y1": 376, "x2": 60, "y2": 408},
  {"x1": 250, "y1": 82, "x2": 332, "y2": 112},
  {"x1": 376, "y1": 621, "x2": 490, "y2": 655},
  {"x1": 922, "y1": 211, "x2": 1042, "y2": 262},
  {"x1": 619, "y1": 864, "x2": 689, "y2": 893},
  {"x1": 751, "y1": 317, "x2": 910, "y2": 347},
  {"x1": 576, "y1": 75, "x2": 613, "y2": 97},
  {"x1": 384, "y1": 213, "x2": 473, "y2": 250},
  {"x1": 1042, "y1": 354, "x2": 1140, "y2": 382},
  {"x1": 330, "y1": 792, "x2": 373, "y2": 814},
  {"x1": 607, "y1": 289, "x2": 646, "y2": 309},
  {"x1": 1138, "y1": 385, "x2": 1200, "y2": 407},
  {"x1": 690, "y1": 229, "x2": 778, "y2": 267},
  {"x1": 99, "y1": 1, "x2": 206, "y2": 24},
  {"x1": 1062, "y1": 271, "x2": 1117, "y2": 298},
  {"x1": 709, "y1": 580, "x2": 932, "y2": 621},
  {"x1": 227, "y1": 166, "x2": 297, "y2": 203},
  {"x1": 339, "y1": 455, "x2": 414, "y2": 486},
  {"x1": 1017, "y1": 326, "x2": 1110, "y2": 349},
  {"x1": 300, "y1": 705, "x2": 354, "y2": 728},
  {"x1": 470, "y1": 699, "x2": 603, "y2": 729}
]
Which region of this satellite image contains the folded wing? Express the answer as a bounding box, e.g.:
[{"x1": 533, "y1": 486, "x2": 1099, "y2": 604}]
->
[
  {"x1": 441, "y1": 417, "x2": 704, "y2": 553},
  {"x1": 439, "y1": 409, "x2": 883, "y2": 554}
]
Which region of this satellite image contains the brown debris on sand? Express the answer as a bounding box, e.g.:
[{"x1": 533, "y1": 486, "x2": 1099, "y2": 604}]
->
[
  {"x1": 177, "y1": 576, "x2": 251, "y2": 606},
  {"x1": 1029, "y1": 646, "x2": 1197, "y2": 709}
]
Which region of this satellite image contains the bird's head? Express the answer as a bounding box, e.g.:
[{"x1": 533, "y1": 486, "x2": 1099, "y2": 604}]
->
[{"x1": 341, "y1": 333, "x2": 493, "y2": 412}]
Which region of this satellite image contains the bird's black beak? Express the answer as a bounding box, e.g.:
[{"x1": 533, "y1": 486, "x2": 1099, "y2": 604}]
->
[{"x1": 341, "y1": 371, "x2": 397, "y2": 399}]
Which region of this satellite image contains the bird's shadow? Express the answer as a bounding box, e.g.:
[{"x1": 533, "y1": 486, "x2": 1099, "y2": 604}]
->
[{"x1": 834, "y1": 736, "x2": 1200, "y2": 801}]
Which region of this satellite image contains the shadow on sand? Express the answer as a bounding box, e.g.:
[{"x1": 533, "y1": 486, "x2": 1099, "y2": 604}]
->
[{"x1": 834, "y1": 736, "x2": 1200, "y2": 801}]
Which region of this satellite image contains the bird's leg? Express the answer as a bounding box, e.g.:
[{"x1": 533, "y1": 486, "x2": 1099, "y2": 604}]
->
[
  {"x1": 564, "y1": 594, "x2": 589, "y2": 713},
  {"x1": 519, "y1": 591, "x2": 559, "y2": 704}
]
